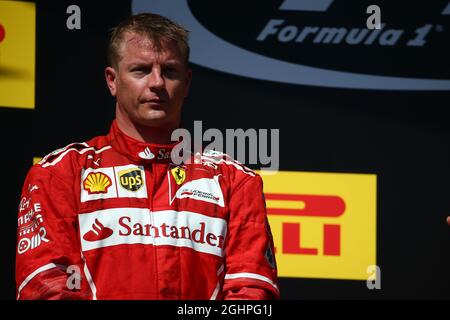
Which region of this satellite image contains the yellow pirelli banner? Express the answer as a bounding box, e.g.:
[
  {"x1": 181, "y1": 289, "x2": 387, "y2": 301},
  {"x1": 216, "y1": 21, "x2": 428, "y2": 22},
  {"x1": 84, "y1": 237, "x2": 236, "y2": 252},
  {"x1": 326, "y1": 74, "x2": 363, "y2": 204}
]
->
[
  {"x1": 0, "y1": 0, "x2": 36, "y2": 109},
  {"x1": 260, "y1": 170, "x2": 377, "y2": 280}
]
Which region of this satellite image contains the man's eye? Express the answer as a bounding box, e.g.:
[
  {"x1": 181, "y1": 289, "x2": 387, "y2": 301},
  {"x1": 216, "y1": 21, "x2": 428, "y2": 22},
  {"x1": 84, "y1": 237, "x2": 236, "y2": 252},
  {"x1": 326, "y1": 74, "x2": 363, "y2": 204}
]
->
[
  {"x1": 163, "y1": 67, "x2": 179, "y2": 77},
  {"x1": 131, "y1": 68, "x2": 149, "y2": 75}
]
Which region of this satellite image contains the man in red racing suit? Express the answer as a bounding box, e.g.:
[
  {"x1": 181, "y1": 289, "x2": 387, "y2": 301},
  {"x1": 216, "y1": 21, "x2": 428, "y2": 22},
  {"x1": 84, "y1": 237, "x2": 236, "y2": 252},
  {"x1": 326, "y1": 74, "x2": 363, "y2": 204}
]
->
[
  {"x1": 15, "y1": 13, "x2": 279, "y2": 300},
  {"x1": 16, "y1": 121, "x2": 279, "y2": 299}
]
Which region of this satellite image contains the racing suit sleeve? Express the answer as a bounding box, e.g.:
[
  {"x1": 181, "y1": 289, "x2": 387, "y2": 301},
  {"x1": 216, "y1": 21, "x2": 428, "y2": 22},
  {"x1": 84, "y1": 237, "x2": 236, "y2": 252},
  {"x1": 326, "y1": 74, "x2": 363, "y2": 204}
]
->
[
  {"x1": 16, "y1": 165, "x2": 91, "y2": 299},
  {"x1": 223, "y1": 174, "x2": 280, "y2": 299}
]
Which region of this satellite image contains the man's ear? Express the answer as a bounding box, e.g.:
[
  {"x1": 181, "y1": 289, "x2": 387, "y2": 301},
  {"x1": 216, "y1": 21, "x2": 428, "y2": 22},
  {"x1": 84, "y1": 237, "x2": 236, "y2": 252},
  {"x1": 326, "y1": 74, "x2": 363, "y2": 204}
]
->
[{"x1": 105, "y1": 67, "x2": 117, "y2": 97}]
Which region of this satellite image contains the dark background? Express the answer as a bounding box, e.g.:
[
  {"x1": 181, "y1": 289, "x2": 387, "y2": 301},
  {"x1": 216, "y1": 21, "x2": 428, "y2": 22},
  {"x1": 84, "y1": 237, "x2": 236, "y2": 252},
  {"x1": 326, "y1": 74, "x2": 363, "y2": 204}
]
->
[{"x1": 1, "y1": 0, "x2": 449, "y2": 299}]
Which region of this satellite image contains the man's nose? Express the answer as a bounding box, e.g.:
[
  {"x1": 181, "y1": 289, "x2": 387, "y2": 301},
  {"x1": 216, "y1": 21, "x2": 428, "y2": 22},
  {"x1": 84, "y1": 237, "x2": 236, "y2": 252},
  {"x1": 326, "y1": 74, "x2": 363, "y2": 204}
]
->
[{"x1": 148, "y1": 68, "x2": 164, "y2": 90}]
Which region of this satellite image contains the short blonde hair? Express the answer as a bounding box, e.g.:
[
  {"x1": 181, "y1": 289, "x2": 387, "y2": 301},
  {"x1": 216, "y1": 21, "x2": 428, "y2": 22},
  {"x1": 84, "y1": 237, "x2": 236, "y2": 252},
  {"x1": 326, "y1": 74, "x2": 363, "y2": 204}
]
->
[{"x1": 107, "y1": 13, "x2": 190, "y2": 68}]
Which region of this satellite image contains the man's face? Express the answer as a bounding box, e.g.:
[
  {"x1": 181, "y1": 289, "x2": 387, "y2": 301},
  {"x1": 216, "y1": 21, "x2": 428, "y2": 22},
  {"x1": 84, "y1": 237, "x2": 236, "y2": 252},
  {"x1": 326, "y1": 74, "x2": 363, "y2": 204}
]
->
[{"x1": 106, "y1": 32, "x2": 191, "y2": 129}]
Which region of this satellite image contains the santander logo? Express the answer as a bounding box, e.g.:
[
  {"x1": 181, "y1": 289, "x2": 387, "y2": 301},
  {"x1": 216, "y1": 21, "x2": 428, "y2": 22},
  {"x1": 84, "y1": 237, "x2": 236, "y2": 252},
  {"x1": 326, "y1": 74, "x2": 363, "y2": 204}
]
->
[
  {"x1": 78, "y1": 208, "x2": 227, "y2": 257},
  {"x1": 138, "y1": 147, "x2": 155, "y2": 160},
  {"x1": 83, "y1": 219, "x2": 113, "y2": 242}
]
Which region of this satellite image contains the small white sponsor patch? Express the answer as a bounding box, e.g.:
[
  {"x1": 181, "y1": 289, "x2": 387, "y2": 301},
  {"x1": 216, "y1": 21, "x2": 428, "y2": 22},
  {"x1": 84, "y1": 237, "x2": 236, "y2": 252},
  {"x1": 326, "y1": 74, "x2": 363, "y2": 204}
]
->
[
  {"x1": 78, "y1": 208, "x2": 227, "y2": 257},
  {"x1": 17, "y1": 227, "x2": 50, "y2": 254},
  {"x1": 138, "y1": 147, "x2": 155, "y2": 160},
  {"x1": 170, "y1": 175, "x2": 225, "y2": 207}
]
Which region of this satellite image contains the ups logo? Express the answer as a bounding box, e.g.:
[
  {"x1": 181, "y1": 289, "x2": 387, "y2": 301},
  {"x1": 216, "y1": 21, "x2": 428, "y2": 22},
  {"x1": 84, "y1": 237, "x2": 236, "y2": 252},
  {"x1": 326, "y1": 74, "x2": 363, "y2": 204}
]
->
[{"x1": 119, "y1": 168, "x2": 144, "y2": 191}]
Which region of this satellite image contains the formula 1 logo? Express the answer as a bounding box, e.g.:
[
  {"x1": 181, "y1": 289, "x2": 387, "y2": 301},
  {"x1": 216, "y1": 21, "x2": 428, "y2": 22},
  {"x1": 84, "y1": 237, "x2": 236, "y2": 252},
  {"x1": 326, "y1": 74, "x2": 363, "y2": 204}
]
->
[{"x1": 132, "y1": 0, "x2": 450, "y2": 90}]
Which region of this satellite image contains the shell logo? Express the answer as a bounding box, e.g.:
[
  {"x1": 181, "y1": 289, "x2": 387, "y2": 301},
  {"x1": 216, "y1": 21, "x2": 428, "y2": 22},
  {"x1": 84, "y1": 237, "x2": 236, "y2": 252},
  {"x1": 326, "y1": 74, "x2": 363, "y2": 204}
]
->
[{"x1": 83, "y1": 172, "x2": 112, "y2": 194}]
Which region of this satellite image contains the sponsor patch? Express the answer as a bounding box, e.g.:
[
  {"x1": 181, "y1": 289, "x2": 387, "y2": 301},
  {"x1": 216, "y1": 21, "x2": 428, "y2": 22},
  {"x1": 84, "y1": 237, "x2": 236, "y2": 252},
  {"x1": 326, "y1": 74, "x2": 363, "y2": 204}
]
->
[
  {"x1": 83, "y1": 219, "x2": 113, "y2": 242},
  {"x1": 168, "y1": 174, "x2": 225, "y2": 207},
  {"x1": 118, "y1": 168, "x2": 144, "y2": 192},
  {"x1": 17, "y1": 227, "x2": 49, "y2": 254},
  {"x1": 138, "y1": 147, "x2": 155, "y2": 160},
  {"x1": 83, "y1": 172, "x2": 112, "y2": 194},
  {"x1": 171, "y1": 167, "x2": 186, "y2": 185},
  {"x1": 80, "y1": 165, "x2": 147, "y2": 202},
  {"x1": 81, "y1": 167, "x2": 116, "y2": 202},
  {"x1": 78, "y1": 208, "x2": 227, "y2": 257}
]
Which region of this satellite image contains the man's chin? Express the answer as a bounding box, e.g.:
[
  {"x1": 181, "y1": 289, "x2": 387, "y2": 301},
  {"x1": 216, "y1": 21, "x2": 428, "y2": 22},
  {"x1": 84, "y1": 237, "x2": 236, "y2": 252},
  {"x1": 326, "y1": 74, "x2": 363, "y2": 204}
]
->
[{"x1": 134, "y1": 114, "x2": 176, "y2": 129}]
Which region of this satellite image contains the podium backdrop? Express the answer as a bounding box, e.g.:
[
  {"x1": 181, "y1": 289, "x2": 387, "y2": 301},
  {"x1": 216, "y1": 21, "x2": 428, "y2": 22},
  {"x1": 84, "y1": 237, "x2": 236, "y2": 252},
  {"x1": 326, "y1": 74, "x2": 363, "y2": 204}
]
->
[{"x1": 1, "y1": 0, "x2": 449, "y2": 299}]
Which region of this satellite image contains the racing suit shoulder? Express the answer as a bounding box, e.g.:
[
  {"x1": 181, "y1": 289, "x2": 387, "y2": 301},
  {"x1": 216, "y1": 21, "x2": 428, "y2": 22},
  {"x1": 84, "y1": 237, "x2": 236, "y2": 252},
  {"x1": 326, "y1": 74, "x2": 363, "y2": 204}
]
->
[
  {"x1": 35, "y1": 134, "x2": 112, "y2": 176},
  {"x1": 15, "y1": 136, "x2": 111, "y2": 300},
  {"x1": 200, "y1": 149, "x2": 257, "y2": 186}
]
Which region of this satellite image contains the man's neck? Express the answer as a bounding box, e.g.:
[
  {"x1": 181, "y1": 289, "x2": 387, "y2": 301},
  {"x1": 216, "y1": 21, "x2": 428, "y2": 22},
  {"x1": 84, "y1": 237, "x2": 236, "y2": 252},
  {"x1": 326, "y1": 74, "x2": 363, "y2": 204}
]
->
[{"x1": 115, "y1": 111, "x2": 177, "y2": 145}]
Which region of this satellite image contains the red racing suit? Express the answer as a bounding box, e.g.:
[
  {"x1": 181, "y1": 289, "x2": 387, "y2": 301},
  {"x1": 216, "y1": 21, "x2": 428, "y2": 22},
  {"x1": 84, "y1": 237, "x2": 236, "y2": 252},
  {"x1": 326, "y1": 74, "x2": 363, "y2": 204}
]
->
[{"x1": 15, "y1": 121, "x2": 279, "y2": 300}]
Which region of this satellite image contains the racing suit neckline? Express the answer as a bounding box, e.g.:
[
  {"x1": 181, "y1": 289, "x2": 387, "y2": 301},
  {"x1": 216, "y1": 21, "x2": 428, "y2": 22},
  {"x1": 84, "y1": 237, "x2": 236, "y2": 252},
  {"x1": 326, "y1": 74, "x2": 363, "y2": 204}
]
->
[{"x1": 109, "y1": 120, "x2": 181, "y2": 164}]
